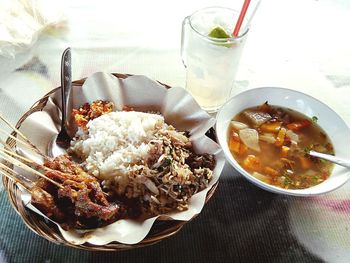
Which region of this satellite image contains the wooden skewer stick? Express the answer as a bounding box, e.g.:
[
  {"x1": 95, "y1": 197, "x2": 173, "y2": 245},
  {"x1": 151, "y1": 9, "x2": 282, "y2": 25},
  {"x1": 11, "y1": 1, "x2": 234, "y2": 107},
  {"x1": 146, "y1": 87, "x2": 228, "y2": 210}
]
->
[
  {"x1": 0, "y1": 169, "x2": 31, "y2": 193},
  {"x1": 0, "y1": 149, "x2": 72, "y2": 185},
  {"x1": 0, "y1": 147, "x2": 51, "y2": 173},
  {"x1": 0, "y1": 114, "x2": 47, "y2": 159},
  {"x1": 0, "y1": 113, "x2": 28, "y2": 141},
  {"x1": 0, "y1": 151, "x2": 63, "y2": 189},
  {"x1": 0, "y1": 162, "x2": 33, "y2": 185},
  {"x1": 0, "y1": 128, "x2": 47, "y2": 160},
  {"x1": 0, "y1": 147, "x2": 95, "y2": 189},
  {"x1": 0, "y1": 128, "x2": 29, "y2": 147},
  {"x1": 0, "y1": 132, "x2": 39, "y2": 156},
  {"x1": 1, "y1": 149, "x2": 109, "y2": 196}
]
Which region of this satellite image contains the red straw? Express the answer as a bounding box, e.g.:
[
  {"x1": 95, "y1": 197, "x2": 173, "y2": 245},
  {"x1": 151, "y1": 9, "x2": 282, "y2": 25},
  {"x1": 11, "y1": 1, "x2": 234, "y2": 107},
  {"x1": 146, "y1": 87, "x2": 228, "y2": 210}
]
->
[{"x1": 233, "y1": 0, "x2": 251, "y2": 37}]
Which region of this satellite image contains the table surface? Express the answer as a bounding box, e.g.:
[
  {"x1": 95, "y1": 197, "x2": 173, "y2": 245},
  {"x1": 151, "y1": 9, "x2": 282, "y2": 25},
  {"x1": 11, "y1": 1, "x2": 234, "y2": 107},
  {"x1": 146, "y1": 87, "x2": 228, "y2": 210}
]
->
[{"x1": 0, "y1": 0, "x2": 350, "y2": 262}]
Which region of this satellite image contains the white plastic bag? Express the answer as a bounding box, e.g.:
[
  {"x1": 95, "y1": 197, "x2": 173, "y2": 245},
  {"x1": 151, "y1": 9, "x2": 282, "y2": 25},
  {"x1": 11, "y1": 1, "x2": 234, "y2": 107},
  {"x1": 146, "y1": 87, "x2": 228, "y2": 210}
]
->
[{"x1": 0, "y1": 0, "x2": 65, "y2": 58}]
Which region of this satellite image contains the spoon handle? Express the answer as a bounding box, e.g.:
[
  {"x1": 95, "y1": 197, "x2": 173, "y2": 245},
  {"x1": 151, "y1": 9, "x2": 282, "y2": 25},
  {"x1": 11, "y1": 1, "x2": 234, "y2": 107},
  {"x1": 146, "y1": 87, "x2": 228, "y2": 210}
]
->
[
  {"x1": 309, "y1": 150, "x2": 350, "y2": 169},
  {"x1": 60, "y1": 47, "x2": 72, "y2": 130}
]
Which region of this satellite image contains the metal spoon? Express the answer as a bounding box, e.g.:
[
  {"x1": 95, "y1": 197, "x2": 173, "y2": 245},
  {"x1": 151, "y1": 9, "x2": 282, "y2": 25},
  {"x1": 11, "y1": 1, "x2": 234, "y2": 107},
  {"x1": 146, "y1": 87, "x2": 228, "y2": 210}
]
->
[
  {"x1": 309, "y1": 150, "x2": 350, "y2": 169},
  {"x1": 48, "y1": 48, "x2": 72, "y2": 157}
]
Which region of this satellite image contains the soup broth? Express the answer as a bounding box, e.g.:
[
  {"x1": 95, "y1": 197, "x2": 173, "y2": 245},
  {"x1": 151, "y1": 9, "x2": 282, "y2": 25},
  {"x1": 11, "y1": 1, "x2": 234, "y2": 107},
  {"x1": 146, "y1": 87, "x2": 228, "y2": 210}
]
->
[{"x1": 228, "y1": 102, "x2": 334, "y2": 189}]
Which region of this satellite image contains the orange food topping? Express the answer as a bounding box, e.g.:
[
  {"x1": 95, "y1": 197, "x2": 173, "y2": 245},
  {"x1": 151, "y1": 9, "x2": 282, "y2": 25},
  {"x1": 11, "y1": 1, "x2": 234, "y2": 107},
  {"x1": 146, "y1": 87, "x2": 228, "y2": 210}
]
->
[{"x1": 72, "y1": 100, "x2": 114, "y2": 129}]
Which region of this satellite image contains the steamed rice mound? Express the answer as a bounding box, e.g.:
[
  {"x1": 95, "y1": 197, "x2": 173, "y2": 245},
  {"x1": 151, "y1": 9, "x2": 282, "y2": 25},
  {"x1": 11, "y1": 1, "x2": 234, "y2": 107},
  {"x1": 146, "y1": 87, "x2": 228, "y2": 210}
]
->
[
  {"x1": 71, "y1": 111, "x2": 215, "y2": 215},
  {"x1": 71, "y1": 111, "x2": 162, "y2": 184}
]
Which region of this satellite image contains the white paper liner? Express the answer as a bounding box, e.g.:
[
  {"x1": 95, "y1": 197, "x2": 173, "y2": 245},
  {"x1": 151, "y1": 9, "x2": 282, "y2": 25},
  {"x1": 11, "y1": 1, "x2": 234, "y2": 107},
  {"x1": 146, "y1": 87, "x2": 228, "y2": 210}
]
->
[{"x1": 18, "y1": 72, "x2": 225, "y2": 245}]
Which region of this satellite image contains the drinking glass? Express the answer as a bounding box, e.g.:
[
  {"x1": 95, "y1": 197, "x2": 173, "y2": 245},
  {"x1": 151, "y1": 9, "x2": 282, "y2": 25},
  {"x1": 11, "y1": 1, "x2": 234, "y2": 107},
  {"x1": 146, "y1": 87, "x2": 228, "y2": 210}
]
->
[{"x1": 181, "y1": 6, "x2": 249, "y2": 112}]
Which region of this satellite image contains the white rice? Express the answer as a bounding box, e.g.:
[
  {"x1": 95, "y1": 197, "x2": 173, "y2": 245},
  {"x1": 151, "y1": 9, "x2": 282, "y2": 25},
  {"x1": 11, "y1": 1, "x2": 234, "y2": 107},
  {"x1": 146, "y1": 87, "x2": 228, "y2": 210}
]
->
[{"x1": 71, "y1": 111, "x2": 164, "y2": 190}]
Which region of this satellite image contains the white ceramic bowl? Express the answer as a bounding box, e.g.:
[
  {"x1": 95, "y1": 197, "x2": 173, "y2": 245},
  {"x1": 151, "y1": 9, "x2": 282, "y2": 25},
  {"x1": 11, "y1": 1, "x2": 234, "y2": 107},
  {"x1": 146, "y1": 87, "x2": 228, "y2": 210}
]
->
[{"x1": 216, "y1": 87, "x2": 350, "y2": 196}]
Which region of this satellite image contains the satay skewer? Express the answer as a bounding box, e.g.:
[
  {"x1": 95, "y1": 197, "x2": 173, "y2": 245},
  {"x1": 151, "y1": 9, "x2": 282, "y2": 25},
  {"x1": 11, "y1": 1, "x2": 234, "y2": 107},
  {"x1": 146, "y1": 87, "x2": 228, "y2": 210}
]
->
[
  {"x1": 0, "y1": 147, "x2": 109, "y2": 193},
  {"x1": 0, "y1": 147, "x2": 93, "y2": 182},
  {"x1": 0, "y1": 151, "x2": 63, "y2": 189},
  {"x1": 0, "y1": 147, "x2": 51, "y2": 172}
]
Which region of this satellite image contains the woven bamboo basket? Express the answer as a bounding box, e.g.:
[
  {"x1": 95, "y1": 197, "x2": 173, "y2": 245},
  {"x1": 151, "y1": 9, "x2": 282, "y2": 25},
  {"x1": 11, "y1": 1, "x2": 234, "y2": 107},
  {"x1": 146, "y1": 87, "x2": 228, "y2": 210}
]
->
[{"x1": 2, "y1": 73, "x2": 218, "y2": 251}]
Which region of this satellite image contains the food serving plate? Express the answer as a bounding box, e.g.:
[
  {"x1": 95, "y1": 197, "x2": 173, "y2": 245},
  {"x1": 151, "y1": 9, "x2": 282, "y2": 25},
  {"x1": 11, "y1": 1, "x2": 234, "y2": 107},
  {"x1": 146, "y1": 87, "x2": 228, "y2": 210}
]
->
[{"x1": 2, "y1": 73, "x2": 222, "y2": 251}]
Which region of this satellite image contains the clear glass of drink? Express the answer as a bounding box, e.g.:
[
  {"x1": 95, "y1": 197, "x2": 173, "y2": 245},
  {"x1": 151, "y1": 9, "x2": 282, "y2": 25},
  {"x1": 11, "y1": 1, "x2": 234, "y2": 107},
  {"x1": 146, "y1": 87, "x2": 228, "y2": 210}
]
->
[{"x1": 181, "y1": 6, "x2": 249, "y2": 113}]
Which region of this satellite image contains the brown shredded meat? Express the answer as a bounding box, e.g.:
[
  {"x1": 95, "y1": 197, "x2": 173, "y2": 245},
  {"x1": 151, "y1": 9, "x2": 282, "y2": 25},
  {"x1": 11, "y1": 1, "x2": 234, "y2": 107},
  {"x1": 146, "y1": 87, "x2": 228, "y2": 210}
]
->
[{"x1": 116, "y1": 126, "x2": 216, "y2": 216}]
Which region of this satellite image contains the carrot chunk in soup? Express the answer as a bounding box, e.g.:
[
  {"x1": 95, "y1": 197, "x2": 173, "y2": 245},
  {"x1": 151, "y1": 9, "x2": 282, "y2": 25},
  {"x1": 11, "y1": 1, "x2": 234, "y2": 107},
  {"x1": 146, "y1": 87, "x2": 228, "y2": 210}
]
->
[
  {"x1": 286, "y1": 120, "x2": 311, "y2": 131},
  {"x1": 242, "y1": 155, "x2": 260, "y2": 171},
  {"x1": 275, "y1": 128, "x2": 286, "y2": 147},
  {"x1": 260, "y1": 122, "x2": 282, "y2": 133},
  {"x1": 229, "y1": 132, "x2": 241, "y2": 153},
  {"x1": 263, "y1": 167, "x2": 279, "y2": 177}
]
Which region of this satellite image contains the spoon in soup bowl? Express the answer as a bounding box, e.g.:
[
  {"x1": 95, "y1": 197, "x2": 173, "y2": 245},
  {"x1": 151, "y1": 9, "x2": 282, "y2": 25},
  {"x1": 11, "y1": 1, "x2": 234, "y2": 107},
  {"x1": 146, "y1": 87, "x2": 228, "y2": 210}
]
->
[
  {"x1": 47, "y1": 48, "x2": 72, "y2": 157},
  {"x1": 309, "y1": 151, "x2": 350, "y2": 169}
]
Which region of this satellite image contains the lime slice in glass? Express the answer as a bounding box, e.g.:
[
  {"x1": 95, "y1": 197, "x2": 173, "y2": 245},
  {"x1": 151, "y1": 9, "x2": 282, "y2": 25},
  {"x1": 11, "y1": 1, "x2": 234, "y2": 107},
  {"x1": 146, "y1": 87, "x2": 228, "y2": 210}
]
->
[
  {"x1": 208, "y1": 26, "x2": 231, "y2": 39},
  {"x1": 208, "y1": 26, "x2": 233, "y2": 48}
]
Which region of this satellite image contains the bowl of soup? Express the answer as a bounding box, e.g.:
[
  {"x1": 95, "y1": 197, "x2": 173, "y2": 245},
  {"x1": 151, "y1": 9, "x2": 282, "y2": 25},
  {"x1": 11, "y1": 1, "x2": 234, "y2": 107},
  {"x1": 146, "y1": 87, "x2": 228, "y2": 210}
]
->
[{"x1": 216, "y1": 87, "x2": 350, "y2": 196}]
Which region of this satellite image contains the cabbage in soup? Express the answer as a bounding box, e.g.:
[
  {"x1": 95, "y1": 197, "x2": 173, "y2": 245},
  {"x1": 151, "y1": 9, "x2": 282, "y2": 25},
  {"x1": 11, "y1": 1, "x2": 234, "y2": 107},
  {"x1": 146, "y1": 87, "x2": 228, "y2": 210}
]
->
[{"x1": 228, "y1": 102, "x2": 334, "y2": 189}]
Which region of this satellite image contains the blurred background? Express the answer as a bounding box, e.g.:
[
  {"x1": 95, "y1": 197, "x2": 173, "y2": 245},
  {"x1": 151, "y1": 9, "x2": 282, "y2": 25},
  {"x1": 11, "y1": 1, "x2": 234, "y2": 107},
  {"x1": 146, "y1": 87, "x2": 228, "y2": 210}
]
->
[{"x1": 1, "y1": 0, "x2": 349, "y2": 124}]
